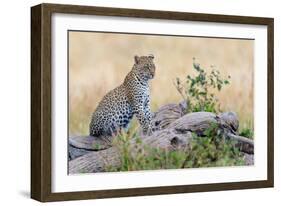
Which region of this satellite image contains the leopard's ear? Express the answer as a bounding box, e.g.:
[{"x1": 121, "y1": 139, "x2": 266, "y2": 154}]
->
[
  {"x1": 134, "y1": 55, "x2": 140, "y2": 64},
  {"x1": 148, "y1": 54, "x2": 154, "y2": 60}
]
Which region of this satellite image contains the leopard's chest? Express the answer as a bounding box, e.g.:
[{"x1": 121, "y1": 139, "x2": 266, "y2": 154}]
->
[{"x1": 138, "y1": 84, "x2": 150, "y2": 105}]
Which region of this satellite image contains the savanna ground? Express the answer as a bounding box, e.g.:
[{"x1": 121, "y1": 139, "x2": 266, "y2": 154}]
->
[{"x1": 68, "y1": 31, "x2": 254, "y2": 171}]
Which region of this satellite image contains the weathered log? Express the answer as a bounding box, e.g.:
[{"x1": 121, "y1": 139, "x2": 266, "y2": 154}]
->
[
  {"x1": 68, "y1": 109, "x2": 254, "y2": 174},
  {"x1": 168, "y1": 111, "x2": 238, "y2": 135},
  {"x1": 69, "y1": 147, "x2": 120, "y2": 173},
  {"x1": 69, "y1": 129, "x2": 193, "y2": 173},
  {"x1": 227, "y1": 133, "x2": 254, "y2": 154},
  {"x1": 151, "y1": 102, "x2": 185, "y2": 131},
  {"x1": 167, "y1": 111, "x2": 253, "y2": 154},
  {"x1": 69, "y1": 145, "x2": 91, "y2": 160},
  {"x1": 243, "y1": 152, "x2": 254, "y2": 165},
  {"x1": 69, "y1": 135, "x2": 113, "y2": 160},
  {"x1": 69, "y1": 112, "x2": 253, "y2": 157},
  {"x1": 69, "y1": 135, "x2": 112, "y2": 150}
]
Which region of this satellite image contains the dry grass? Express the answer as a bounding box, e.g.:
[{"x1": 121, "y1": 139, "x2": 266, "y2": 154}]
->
[{"x1": 69, "y1": 31, "x2": 254, "y2": 135}]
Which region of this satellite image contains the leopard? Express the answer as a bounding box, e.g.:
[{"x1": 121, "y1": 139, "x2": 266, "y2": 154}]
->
[{"x1": 89, "y1": 54, "x2": 156, "y2": 137}]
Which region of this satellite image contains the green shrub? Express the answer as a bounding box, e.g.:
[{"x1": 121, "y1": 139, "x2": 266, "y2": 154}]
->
[
  {"x1": 239, "y1": 127, "x2": 254, "y2": 139},
  {"x1": 174, "y1": 59, "x2": 230, "y2": 113},
  {"x1": 107, "y1": 132, "x2": 189, "y2": 171},
  {"x1": 105, "y1": 123, "x2": 245, "y2": 172},
  {"x1": 184, "y1": 123, "x2": 245, "y2": 168}
]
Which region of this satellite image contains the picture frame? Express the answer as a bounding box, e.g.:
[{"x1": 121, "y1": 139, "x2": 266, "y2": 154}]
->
[{"x1": 31, "y1": 3, "x2": 274, "y2": 202}]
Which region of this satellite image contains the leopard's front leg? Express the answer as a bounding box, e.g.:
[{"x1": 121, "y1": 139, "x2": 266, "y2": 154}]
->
[
  {"x1": 143, "y1": 96, "x2": 153, "y2": 134},
  {"x1": 131, "y1": 96, "x2": 152, "y2": 136},
  {"x1": 135, "y1": 110, "x2": 152, "y2": 136}
]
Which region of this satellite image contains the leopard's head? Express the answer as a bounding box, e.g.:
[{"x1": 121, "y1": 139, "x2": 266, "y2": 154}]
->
[{"x1": 133, "y1": 54, "x2": 156, "y2": 80}]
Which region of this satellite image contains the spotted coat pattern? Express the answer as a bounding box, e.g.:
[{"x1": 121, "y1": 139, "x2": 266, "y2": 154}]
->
[{"x1": 89, "y1": 55, "x2": 156, "y2": 137}]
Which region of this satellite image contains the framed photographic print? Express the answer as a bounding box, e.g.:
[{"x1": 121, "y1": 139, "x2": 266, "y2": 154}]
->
[{"x1": 31, "y1": 3, "x2": 274, "y2": 202}]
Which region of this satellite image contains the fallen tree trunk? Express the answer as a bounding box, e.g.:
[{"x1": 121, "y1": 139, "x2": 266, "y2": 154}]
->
[
  {"x1": 69, "y1": 135, "x2": 113, "y2": 160},
  {"x1": 69, "y1": 147, "x2": 120, "y2": 173},
  {"x1": 69, "y1": 129, "x2": 193, "y2": 173},
  {"x1": 69, "y1": 104, "x2": 254, "y2": 174}
]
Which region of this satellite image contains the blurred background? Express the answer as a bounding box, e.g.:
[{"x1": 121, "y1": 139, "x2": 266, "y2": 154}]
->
[{"x1": 69, "y1": 31, "x2": 253, "y2": 135}]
